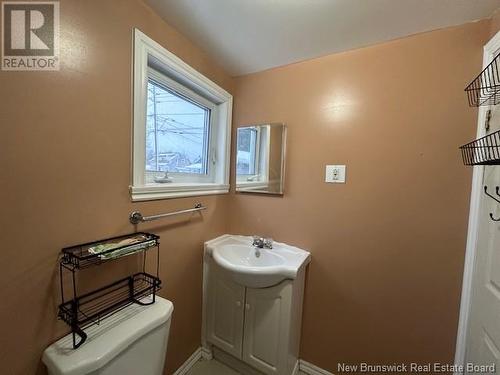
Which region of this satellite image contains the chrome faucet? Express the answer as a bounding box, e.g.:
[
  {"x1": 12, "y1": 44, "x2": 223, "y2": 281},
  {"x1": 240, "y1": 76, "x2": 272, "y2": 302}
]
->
[{"x1": 252, "y1": 236, "x2": 273, "y2": 249}]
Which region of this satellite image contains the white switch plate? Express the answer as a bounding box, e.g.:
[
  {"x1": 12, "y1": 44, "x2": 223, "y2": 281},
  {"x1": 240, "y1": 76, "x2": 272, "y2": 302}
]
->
[{"x1": 325, "y1": 165, "x2": 346, "y2": 183}]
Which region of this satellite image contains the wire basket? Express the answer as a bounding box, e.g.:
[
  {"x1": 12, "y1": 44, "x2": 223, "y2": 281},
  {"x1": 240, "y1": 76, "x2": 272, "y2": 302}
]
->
[
  {"x1": 460, "y1": 130, "x2": 500, "y2": 166},
  {"x1": 465, "y1": 53, "x2": 500, "y2": 107},
  {"x1": 58, "y1": 272, "x2": 161, "y2": 348},
  {"x1": 61, "y1": 232, "x2": 159, "y2": 269}
]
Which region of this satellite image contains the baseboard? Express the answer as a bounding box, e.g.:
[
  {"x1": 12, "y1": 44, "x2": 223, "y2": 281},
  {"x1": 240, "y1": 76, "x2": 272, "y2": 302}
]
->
[
  {"x1": 173, "y1": 347, "x2": 333, "y2": 375},
  {"x1": 201, "y1": 346, "x2": 213, "y2": 360},
  {"x1": 172, "y1": 347, "x2": 202, "y2": 375},
  {"x1": 299, "y1": 359, "x2": 334, "y2": 375}
]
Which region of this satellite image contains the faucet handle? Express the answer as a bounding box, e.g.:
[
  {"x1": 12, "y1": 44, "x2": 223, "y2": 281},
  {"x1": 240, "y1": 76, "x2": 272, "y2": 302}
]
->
[
  {"x1": 263, "y1": 238, "x2": 273, "y2": 249},
  {"x1": 252, "y1": 235, "x2": 263, "y2": 247}
]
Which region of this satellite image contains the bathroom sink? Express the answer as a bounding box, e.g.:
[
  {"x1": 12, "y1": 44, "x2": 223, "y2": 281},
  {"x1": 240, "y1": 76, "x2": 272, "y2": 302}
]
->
[{"x1": 205, "y1": 235, "x2": 311, "y2": 288}]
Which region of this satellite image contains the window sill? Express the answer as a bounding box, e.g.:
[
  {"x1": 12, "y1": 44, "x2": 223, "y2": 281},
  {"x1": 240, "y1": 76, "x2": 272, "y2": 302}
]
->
[
  {"x1": 236, "y1": 181, "x2": 269, "y2": 190},
  {"x1": 130, "y1": 183, "x2": 230, "y2": 201}
]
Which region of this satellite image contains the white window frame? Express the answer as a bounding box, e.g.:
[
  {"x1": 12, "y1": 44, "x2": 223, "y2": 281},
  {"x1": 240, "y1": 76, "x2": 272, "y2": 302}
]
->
[{"x1": 131, "y1": 29, "x2": 232, "y2": 201}]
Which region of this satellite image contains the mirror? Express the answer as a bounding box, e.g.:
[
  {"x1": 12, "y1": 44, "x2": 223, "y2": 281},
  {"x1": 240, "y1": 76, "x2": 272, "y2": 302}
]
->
[{"x1": 235, "y1": 123, "x2": 286, "y2": 195}]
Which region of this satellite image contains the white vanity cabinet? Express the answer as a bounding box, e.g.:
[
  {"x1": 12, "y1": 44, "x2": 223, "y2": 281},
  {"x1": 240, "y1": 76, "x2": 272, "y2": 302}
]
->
[
  {"x1": 241, "y1": 281, "x2": 294, "y2": 375},
  {"x1": 203, "y1": 235, "x2": 310, "y2": 375},
  {"x1": 206, "y1": 266, "x2": 245, "y2": 358}
]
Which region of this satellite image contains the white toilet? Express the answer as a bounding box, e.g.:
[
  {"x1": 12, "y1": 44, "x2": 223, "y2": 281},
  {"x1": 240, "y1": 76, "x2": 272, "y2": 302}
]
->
[{"x1": 43, "y1": 296, "x2": 173, "y2": 375}]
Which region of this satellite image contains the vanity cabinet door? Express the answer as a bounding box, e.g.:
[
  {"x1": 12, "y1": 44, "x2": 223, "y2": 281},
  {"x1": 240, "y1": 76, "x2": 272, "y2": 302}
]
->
[
  {"x1": 207, "y1": 269, "x2": 246, "y2": 358},
  {"x1": 242, "y1": 281, "x2": 293, "y2": 375}
]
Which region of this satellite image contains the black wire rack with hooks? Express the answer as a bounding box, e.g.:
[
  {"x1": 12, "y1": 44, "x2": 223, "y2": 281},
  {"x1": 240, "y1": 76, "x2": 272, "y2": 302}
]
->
[
  {"x1": 465, "y1": 53, "x2": 500, "y2": 107},
  {"x1": 460, "y1": 129, "x2": 500, "y2": 166}
]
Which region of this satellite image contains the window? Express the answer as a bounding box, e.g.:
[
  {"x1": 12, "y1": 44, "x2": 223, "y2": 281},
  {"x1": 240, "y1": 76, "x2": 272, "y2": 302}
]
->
[
  {"x1": 144, "y1": 72, "x2": 214, "y2": 183},
  {"x1": 236, "y1": 126, "x2": 269, "y2": 185},
  {"x1": 132, "y1": 29, "x2": 232, "y2": 201},
  {"x1": 236, "y1": 127, "x2": 259, "y2": 176}
]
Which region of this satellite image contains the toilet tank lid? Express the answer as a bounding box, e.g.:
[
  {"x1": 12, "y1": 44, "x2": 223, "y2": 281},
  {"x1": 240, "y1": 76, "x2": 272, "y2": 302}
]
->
[{"x1": 42, "y1": 296, "x2": 173, "y2": 375}]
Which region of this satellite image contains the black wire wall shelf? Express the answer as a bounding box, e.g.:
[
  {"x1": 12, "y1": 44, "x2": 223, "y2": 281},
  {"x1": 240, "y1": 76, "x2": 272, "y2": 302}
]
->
[
  {"x1": 58, "y1": 273, "x2": 161, "y2": 348},
  {"x1": 58, "y1": 232, "x2": 161, "y2": 349},
  {"x1": 460, "y1": 129, "x2": 500, "y2": 166},
  {"x1": 465, "y1": 53, "x2": 500, "y2": 107},
  {"x1": 61, "y1": 232, "x2": 159, "y2": 269}
]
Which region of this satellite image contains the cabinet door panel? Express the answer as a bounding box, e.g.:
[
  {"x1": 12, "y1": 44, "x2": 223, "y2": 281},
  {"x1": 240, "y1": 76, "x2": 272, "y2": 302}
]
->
[
  {"x1": 243, "y1": 282, "x2": 292, "y2": 375},
  {"x1": 207, "y1": 268, "x2": 245, "y2": 358}
]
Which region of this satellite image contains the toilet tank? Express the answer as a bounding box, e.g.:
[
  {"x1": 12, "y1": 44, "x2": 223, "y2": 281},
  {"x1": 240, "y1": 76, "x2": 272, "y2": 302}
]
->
[{"x1": 43, "y1": 296, "x2": 173, "y2": 375}]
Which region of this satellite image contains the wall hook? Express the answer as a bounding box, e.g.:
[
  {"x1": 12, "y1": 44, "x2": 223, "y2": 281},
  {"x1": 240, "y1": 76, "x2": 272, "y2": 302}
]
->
[
  {"x1": 490, "y1": 213, "x2": 500, "y2": 222},
  {"x1": 484, "y1": 185, "x2": 500, "y2": 204},
  {"x1": 484, "y1": 186, "x2": 500, "y2": 221},
  {"x1": 495, "y1": 186, "x2": 500, "y2": 199}
]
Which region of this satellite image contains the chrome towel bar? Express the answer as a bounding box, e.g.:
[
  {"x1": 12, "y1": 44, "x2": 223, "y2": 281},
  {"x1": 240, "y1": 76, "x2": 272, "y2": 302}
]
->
[{"x1": 129, "y1": 203, "x2": 206, "y2": 224}]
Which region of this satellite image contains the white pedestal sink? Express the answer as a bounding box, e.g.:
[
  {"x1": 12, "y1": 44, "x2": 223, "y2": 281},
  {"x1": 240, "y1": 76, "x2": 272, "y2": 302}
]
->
[{"x1": 205, "y1": 234, "x2": 310, "y2": 288}]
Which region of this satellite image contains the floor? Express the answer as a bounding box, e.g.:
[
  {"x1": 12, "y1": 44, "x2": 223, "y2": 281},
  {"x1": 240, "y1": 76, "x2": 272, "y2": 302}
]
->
[
  {"x1": 186, "y1": 359, "x2": 307, "y2": 375},
  {"x1": 187, "y1": 359, "x2": 239, "y2": 375}
]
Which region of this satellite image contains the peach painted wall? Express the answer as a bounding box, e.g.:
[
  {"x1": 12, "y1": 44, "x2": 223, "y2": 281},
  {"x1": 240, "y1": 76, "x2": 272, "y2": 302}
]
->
[
  {"x1": 0, "y1": 1, "x2": 233, "y2": 374},
  {"x1": 230, "y1": 20, "x2": 490, "y2": 372},
  {"x1": 0, "y1": 2, "x2": 495, "y2": 374},
  {"x1": 490, "y1": 8, "x2": 500, "y2": 37}
]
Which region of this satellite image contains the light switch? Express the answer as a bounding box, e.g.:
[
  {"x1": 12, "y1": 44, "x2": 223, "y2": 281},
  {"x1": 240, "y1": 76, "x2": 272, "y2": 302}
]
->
[{"x1": 325, "y1": 165, "x2": 346, "y2": 183}]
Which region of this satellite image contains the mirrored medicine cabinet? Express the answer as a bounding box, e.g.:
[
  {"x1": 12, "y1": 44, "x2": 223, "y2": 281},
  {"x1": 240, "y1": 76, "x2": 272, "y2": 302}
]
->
[{"x1": 235, "y1": 123, "x2": 286, "y2": 195}]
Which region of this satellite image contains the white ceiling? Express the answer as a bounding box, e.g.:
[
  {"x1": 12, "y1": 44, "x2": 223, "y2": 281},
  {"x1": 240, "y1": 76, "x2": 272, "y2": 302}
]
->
[{"x1": 145, "y1": 0, "x2": 500, "y2": 76}]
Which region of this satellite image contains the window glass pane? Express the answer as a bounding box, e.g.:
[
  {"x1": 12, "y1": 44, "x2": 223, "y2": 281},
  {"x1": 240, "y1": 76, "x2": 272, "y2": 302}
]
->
[
  {"x1": 236, "y1": 128, "x2": 257, "y2": 175},
  {"x1": 146, "y1": 79, "x2": 210, "y2": 175}
]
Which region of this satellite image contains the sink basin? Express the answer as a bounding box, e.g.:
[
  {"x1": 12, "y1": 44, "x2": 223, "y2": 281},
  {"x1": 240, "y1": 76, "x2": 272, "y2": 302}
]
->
[{"x1": 205, "y1": 235, "x2": 311, "y2": 288}]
